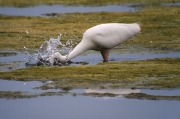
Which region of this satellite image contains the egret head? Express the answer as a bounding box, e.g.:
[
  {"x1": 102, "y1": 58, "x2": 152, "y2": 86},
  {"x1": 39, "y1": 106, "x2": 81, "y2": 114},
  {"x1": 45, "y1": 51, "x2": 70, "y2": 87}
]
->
[{"x1": 47, "y1": 52, "x2": 67, "y2": 65}]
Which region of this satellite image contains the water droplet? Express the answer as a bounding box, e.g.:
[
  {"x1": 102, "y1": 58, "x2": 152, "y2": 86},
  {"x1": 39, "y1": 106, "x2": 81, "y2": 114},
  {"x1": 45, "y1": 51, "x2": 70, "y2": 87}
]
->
[
  {"x1": 24, "y1": 46, "x2": 27, "y2": 50},
  {"x1": 26, "y1": 30, "x2": 29, "y2": 34},
  {"x1": 25, "y1": 34, "x2": 75, "y2": 66}
]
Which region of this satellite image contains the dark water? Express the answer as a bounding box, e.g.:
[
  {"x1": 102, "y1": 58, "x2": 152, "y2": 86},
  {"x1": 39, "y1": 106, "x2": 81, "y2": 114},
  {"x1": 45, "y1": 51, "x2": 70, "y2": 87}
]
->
[{"x1": 0, "y1": 4, "x2": 136, "y2": 16}]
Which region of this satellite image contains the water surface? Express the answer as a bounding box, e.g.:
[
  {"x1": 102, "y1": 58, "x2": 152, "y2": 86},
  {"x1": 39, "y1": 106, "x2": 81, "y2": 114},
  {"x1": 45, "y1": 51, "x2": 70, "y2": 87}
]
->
[
  {"x1": 0, "y1": 79, "x2": 58, "y2": 94},
  {"x1": 0, "y1": 4, "x2": 136, "y2": 16},
  {"x1": 1, "y1": 79, "x2": 180, "y2": 96},
  {"x1": 0, "y1": 3, "x2": 179, "y2": 17},
  {"x1": 0, "y1": 95, "x2": 180, "y2": 119},
  {"x1": 0, "y1": 79, "x2": 180, "y2": 119},
  {"x1": 0, "y1": 50, "x2": 180, "y2": 71}
]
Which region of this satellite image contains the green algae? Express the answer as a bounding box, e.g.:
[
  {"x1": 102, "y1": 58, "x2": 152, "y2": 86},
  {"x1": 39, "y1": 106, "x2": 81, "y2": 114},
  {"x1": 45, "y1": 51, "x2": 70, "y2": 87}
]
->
[
  {"x1": 40, "y1": 92, "x2": 63, "y2": 96},
  {"x1": 0, "y1": 91, "x2": 64, "y2": 99},
  {"x1": 0, "y1": 91, "x2": 36, "y2": 99},
  {"x1": 125, "y1": 93, "x2": 180, "y2": 101},
  {"x1": 83, "y1": 92, "x2": 119, "y2": 97},
  {"x1": 1, "y1": 90, "x2": 180, "y2": 101},
  {"x1": 0, "y1": 51, "x2": 17, "y2": 57},
  {"x1": 83, "y1": 92, "x2": 180, "y2": 101}
]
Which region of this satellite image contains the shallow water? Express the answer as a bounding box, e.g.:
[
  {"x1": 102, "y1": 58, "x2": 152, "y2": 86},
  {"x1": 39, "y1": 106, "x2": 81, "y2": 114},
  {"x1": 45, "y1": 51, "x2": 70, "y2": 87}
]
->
[
  {"x1": 0, "y1": 3, "x2": 179, "y2": 17},
  {"x1": 0, "y1": 79, "x2": 180, "y2": 119},
  {"x1": 1, "y1": 79, "x2": 180, "y2": 97},
  {"x1": 163, "y1": 2, "x2": 180, "y2": 6},
  {"x1": 0, "y1": 51, "x2": 27, "y2": 62},
  {"x1": 0, "y1": 4, "x2": 136, "y2": 16},
  {"x1": 0, "y1": 50, "x2": 180, "y2": 71},
  {"x1": 1, "y1": 95, "x2": 180, "y2": 119},
  {"x1": 0, "y1": 51, "x2": 28, "y2": 71},
  {"x1": 0, "y1": 79, "x2": 59, "y2": 94},
  {"x1": 72, "y1": 50, "x2": 180, "y2": 65}
]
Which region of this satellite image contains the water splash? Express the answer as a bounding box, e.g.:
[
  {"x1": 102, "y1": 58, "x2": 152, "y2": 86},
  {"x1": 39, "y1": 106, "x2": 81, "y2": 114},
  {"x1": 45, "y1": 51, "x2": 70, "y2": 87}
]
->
[{"x1": 25, "y1": 34, "x2": 75, "y2": 66}]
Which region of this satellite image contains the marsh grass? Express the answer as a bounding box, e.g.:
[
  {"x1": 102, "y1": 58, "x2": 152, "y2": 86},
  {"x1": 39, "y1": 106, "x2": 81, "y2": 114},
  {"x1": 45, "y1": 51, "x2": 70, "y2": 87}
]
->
[
  {"x1": 0, "y1": 58, "x2": 179, "y2": 89},
  {"x1": 0, "y1": 91, "x2": 64, "y2": 99},
  {"x1": 83, "y1": 92, "x2": 118, "y2": 97},
  {"x1": 0, "y1": 91, "x2": 36, "y2": 99},
  {"x1": 1, "y1": 90, "x2": 180, "y2": 100},
  {"x1": 0, "y1": 5, "x2": 180, "y2": 50},
  {"x1": 125, "y1": 93, "x2": 180, "y2": 101},
  {"x1": 0, "y1": 51, "x2": 17, "y2": 56}
]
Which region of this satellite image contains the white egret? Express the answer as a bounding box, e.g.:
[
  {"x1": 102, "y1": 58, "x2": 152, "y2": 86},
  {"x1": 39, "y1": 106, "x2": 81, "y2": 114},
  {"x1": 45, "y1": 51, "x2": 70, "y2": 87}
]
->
[{"x1": 49, "y1": 23, "x2": 141, "y2": 65}]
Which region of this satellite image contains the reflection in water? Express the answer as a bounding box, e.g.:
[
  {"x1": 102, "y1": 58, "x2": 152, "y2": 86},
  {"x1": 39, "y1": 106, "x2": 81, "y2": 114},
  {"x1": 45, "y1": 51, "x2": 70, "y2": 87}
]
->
[
  {"x1": 85, "y1": 88, "x2": 140, "y2": 95},
  {"x1": 85, "y1": 88, "x2": 141, "y2": 99}
]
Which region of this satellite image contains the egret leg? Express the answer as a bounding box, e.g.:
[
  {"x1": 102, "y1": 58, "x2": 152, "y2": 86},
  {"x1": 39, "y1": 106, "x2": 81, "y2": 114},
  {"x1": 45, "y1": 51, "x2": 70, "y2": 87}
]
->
[{"x1": 100, "y1": 49, "x2": 110, "y2": 62}]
